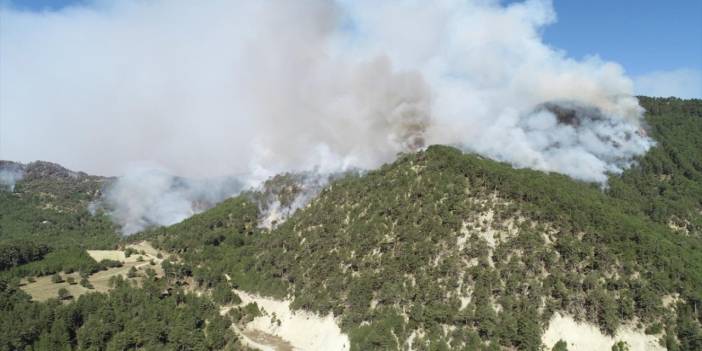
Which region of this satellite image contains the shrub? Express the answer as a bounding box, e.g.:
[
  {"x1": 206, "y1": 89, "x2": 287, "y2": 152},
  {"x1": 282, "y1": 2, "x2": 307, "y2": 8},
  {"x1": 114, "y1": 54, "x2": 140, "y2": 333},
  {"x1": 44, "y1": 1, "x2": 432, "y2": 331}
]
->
[
  {"x1": 552, "y1": 340, "x2": 568, "y2": 351},
  {"x1": 241, "y1": 303, "x2": 262, "y2": 323},
  {"x1": 98, "y1": 259, "x2": 123, "y2": 270},
  {"x1": 124, "y1": 248, "x2": 136, "y2": 257},
  {"x1": 127, "y1": 266, "x2": 137, "y2": 278},
  {"x1": 57, "y1": 288, "x2": 72, "y2": 300},
  {"x1": 145, "y1": 268, "x2": 156, "y2": 279},
  {"x1": 645, "y1": 323, "x2": 663, "y2": 335},
  {"x1": 80, "y1": 277, "x2": 93, "y2": 289},
  {"x1": 611, "y1": 341, "x2": 630, "y2": 351}
]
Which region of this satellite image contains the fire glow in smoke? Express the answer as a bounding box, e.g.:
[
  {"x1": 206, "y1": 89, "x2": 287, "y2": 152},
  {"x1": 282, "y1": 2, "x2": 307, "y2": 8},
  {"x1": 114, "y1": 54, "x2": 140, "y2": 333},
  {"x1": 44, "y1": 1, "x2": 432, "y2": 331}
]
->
[{"x1": 0, "y1": 0, "x2": 654, "y2": 233}]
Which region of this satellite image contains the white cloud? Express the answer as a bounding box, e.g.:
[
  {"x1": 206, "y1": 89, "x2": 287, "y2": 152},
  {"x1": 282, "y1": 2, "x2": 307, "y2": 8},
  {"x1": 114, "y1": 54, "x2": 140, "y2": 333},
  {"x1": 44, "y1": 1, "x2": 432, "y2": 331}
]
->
[{"x1": 634, "y1": 68, "x2": 702, "y2": 99}]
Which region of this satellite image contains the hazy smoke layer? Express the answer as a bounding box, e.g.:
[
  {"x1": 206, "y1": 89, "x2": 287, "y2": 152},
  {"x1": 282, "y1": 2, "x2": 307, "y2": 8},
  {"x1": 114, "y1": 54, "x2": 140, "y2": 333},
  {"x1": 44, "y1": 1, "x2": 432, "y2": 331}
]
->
[
  {"x1": 104, "y1": 166, "x2": 243, "y2": 234},
  {"x1": 1, "y1": 1, "x2": 653, "y2": 198}
]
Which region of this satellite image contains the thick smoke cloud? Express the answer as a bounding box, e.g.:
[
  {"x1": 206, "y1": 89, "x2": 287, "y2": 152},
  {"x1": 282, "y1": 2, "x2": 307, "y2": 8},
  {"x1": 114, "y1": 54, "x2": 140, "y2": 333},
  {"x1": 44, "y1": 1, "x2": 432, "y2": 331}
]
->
[
  {"x1": 1, "y1": 0, "x2": 654, "y2": 232},
  {"x1": 0, "y1": 0, "x2": 434, "y2": 178}
]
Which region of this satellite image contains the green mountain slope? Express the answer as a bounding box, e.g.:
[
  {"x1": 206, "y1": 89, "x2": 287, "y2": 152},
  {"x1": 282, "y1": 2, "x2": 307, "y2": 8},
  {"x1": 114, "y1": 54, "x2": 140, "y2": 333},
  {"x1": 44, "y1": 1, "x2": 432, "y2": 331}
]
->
[
  {"x1": 609, "y1": 97, "x2": 702, "y2": 236},
  {"x1": 0, "y1": 97, "x2": 700, "y2": 350},
  {"x1": 0, "y1": 161, "x2": 119, "y2": 277},
  {"x1": 140, "y1": 98, "x2": 702, "y2": 350}
]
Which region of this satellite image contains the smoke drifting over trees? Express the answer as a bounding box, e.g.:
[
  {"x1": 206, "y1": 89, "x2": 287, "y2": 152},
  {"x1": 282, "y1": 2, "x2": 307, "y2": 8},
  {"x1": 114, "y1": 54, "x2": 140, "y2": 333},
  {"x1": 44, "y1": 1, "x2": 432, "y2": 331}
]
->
[
  {"x1": 102, "y1": 166, "x2": 243, "y2": 234},
  {"x1": 0, "y1": 162, "x2": 24, "y2": 192},
  {"x1": 0, "y1": 0, "x2": 655, "y2": 232}
]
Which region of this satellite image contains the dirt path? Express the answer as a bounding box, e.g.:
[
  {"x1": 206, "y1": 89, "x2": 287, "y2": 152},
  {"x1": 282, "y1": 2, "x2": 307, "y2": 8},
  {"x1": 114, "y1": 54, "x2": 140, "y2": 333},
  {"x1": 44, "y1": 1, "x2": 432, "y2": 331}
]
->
[{"x1": 231, "y1": 324, "x2": 294, "y2": 351}]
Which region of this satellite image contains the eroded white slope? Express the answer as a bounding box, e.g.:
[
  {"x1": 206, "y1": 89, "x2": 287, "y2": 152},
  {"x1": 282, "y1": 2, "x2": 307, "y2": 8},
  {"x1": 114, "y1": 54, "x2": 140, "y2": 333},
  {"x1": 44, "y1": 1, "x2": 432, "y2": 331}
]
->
[
  {"x1": 542, "y1": 313, "x2": 664, "y2": 351},
  {"x1": 228, "y1": 289, "x2": 350, "y2": 351}
]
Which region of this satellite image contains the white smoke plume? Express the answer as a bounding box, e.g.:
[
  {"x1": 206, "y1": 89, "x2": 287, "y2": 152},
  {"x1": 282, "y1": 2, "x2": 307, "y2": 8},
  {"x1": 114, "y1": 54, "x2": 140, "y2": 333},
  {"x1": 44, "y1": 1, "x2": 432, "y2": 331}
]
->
[
  {"x1": 0, "y1": 162, "x2": 24, "y2": 192},
  {"x1": 0, "y1": 0, "x2": 655, "y2": 231},
  {"x1": 103, "y1": 166, "x2": 243, "y2": 234},
  {"x1": 252, "y1": 171, "x2": 350, "y2": 230}
]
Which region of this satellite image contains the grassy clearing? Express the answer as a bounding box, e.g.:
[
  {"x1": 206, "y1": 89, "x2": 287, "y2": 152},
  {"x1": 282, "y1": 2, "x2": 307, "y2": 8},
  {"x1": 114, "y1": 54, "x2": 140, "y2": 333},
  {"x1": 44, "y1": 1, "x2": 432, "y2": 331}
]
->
[
  {"x1": 86, "y1": 250, "x2": 125, "y2": 262},
  {"x1": 87, "y1": 241, "x2": 169, "y2": 263},
  {"x1": 19, "y1": 241, "x2": 167, "y2": 301},
  {"x1": 20, "y1": 272, "x2": 86, "y2": 301}
]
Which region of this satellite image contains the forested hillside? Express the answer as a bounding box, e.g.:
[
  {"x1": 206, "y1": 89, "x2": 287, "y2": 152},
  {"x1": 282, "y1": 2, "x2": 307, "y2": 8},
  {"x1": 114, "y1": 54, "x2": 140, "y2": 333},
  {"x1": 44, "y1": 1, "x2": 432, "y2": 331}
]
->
[
  {"x1": 0, "y1": 161, "x2": 119, "y2": 278},
  {"x1": 0, "y1": 273, "x2": 244, "y2": 350},
  {"x1": 609, "y1": 97, "x2": 702, "y2": 236},
  {"x1": 141, "y1": 98, "x2": 702, "y2": 350},
  {"x1": 0, "y1": 97, "x2": 700, "y2": 350}
]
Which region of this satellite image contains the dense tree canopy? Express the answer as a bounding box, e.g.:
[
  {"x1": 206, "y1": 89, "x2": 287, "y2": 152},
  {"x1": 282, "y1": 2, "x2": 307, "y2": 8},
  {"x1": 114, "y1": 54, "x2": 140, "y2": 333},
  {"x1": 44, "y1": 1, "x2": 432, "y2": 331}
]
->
[{"x1": 0, "y1": 275, "x2": 244, "y2": 351}]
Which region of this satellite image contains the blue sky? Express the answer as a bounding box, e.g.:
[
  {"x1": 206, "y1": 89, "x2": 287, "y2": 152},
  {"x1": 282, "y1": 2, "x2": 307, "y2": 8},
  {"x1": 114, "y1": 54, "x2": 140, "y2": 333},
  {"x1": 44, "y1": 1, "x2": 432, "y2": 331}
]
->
[
  {"x1": 2, "y1": 0, "x2": 86, "y2": 11},
  {"x1": 542, "y1": 0, "x2": 702, "y2": 76},
  {"x1": 541, "y1": 0, "x2": 701, "y2": 98},
  {"x1": 3, "y1": 0, "x2": 701, "y2": 97}
]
